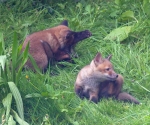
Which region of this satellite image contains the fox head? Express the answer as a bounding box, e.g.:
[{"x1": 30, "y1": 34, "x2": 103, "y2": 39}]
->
[
  {"x1": 57, "y1": 20, "x2": 92, "y2": 54},
  {"x1": 91, "y1": 52, "x2": 118, "y2": 81}
]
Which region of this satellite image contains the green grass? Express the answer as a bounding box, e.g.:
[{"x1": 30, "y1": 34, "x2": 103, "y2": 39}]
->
[{"x1": 0, "y1": 0, "x2": 150, "y2": 124}]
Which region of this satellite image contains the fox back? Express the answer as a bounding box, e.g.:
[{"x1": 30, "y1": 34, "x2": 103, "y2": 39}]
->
[{"x1": 22, "y1": 20, "x2": 92, "y2": 71}]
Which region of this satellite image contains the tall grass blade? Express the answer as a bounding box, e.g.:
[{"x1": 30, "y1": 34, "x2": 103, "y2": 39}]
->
[
  {"x1": 11, "y1": 109, "x2": 29, "y2": 125},
  {"x1": 11, "y1": 32, "x2": 19, "y2": 83},
  {"x1": 8, "y1": 115, "x2": 16, "y2": 125},
  {"x1": 0, "y1": 108, "x2": 5, "y2": 124},
  {"x1": 2, "y1": 93, "x2": 12, "y2": 123},
  {"x1": 28, "y1": 54, "x2": 42, "y2": 74},
  {"x1": 16, "y1": 42, "x2": 29, "y2": 84},
  {"x1": 0, "y1": 55, "x2": 6, "y2": 71},
  {"x1": 8, "y1": 82, "x2": 24, "y2": 120},
  {"x1": 0, "y1": 55, "x2": 8, "y2": 83},
  {"x1": 0, "y1": 41, "x2": 2, "y2": 55},
  {"x1": 0, "y1": 32, "x2": 5, "y2": 55},
  {"x1": 16, "y1": 44, "x2": 24, "y2": 67}
]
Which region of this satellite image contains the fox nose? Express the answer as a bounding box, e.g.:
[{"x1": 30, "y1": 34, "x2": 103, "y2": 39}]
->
[{"x1": 116, "y1": 74, "x2": 118, "y2": 78}]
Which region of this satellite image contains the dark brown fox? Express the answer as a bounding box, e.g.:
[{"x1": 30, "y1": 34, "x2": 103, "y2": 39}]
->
[
  {"x1": 75, "y1": 52, "x2": 140, "y2": 104},
  {"x1": 22, "y1": 20, "x2": 92, "y2": 71}
]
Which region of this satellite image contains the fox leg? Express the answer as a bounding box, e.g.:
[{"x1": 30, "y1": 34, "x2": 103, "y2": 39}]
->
[
  {"x1": 114, "y1": 74, "x2": 124, "y2": 96},
  {"x1": 75, "y1": 84, "x2": 84, "y2": 99},
  {"x1": 54, "y1": 50, "x2": 70, "y2": 61},
  {"x1": 41, "y1": 41, "x2": 70, "y2": 61},
  {"x1": 89, "y1": 89, "x2": 99, "y2": 103},
  {"x1": 117, "y1": 92, "x2": 140, "y2": 104},
  {"x1": 41, "y1": 41, "x2": 53, "y2": 61},
  {"x1": 25, "y1": 50, "x2": 48, "y2": 72}
]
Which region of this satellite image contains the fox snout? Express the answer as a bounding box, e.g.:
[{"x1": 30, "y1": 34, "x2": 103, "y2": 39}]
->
[
  {"x1": 112, "y1": 73, "x2": 118, "y2": 79},
  {"x1": 108, "y1": 73, "x2": 118, "y2": 81},
  {"x1": 82, "y1": 30, "x2": 92, "y2": 38}
]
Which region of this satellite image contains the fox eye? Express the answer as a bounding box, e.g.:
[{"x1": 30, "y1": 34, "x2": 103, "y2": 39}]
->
[{"x1": 105, "y1": 68, "x2": 110, "y2": 71}]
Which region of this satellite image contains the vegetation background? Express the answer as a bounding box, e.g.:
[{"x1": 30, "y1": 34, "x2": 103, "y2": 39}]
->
[{"x1": 0, "y1": 0, "x2": 150, "y2": 125}]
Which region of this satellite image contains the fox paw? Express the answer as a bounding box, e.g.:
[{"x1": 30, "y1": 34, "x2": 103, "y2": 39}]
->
[{"x1": 82, "y1": 30, "x2": 92, "y2": 38}]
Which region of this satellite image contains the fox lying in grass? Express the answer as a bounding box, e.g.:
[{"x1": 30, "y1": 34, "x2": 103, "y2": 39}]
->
[
  {"x1": 22, "y1": 20, "x2": 92, "y2": 71},
  {"x1": 75, "y1": 52, "x2": 140, "y2": 104}
]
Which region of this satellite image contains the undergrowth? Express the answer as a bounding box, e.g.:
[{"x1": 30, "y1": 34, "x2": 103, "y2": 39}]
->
[{"x1": 0, "y1": 0, "x2": 150, "y2": 125}]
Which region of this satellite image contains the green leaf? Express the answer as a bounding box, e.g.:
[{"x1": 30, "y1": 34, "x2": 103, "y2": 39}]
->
[
  {"x1": 61, "y1": 109, "x2": 68, "y2": 113},
  {"x1": 25, "y1": 93, "x2": 42, "y2": 98},
  {"x1": 121, "y1": 10, "x2": 134, "y2": 18},
  {"x1": 57, "y1": 3, "x2": 65, "y2": 10},
  {"x1": 119, "y1": 10, "x2": 138, "y2": 22},
  {"x1": 85, "y1": 5, "x2": 91, "y2": 13},
  {"x1": 72, "y1": 121, "x2": 79, "y2": 125},
  {"x1": 104, "y1": 26, "x2": 132, "y2": 42},
  {"x1": 2, "y1": 93, "x2": 12, "y2": 123},
  {"x1": 76, "y1": 2, "x2": 82, "y2": 10},
  {"x1": 11, "y1": 109, "x2": 29, "y2": 125},
  {"x1": 115, "y1": 0, "x2": 122, "y2": 5},
  {"x1": 8, "y1": 82, "x2": 24, "y2": 120},
  {"x1": 45, "y1": 84, "x2": 54, "y2": 93},
  {"x1": 0, "y1": 32, "x2": 5, "y2": 55},
  {"x1": 0, "y1": 55, "x2": 6, "y2": 71},
  {"x1": 143, "y1": 0, "x2": 150, "y2": 17},
  {"x1": 8, "y1": 115, "x2": 16, "y2": 125},
  {"x1": 41, "y1": 114, "x2": 51, "y2": 125}
]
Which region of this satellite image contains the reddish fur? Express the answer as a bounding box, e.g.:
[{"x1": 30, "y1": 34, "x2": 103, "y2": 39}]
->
[
  {"x1": 75, "y1": 52, "x2": 140, "y2": 104},
  {"x1": 22, "y1": 20, "x2": 91, "y2": 71}
]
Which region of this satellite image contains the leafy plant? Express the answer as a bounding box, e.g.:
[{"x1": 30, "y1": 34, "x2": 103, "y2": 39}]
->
[
  {"x1": 104, "y1": 0, "x2": 150, "y2": 42},
  {"x1": 0, "y1": 32, "x2": 29, "y2": 124},
  {"x1": 104, "y1": 26, "x2": 132, "y2": 42}
]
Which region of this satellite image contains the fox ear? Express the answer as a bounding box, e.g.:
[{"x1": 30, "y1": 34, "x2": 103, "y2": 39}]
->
[
  {"x1": 107, "y1": 54, "x2": 112, "y2": 60},
  {"x1": 94, "y1": 52, "x2": 103, "y2": 66},
  {"x1": 60, "y1": 20, "x2": 68, "y2": 27}
]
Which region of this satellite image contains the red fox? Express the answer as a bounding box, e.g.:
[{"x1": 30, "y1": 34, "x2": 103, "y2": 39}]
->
[
  {"x1": 75, "y1": 52, "x2": 140, "y2": 104},
  {"x1": 22, "y1": 20, "x2": 92, "y2": 71}
]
